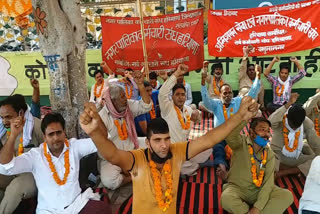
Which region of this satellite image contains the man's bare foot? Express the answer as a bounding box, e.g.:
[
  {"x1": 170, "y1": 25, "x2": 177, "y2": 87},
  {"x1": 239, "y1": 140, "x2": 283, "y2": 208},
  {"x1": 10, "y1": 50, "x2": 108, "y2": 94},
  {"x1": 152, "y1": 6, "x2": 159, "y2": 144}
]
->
[{"x1": 216, "y1": 164, "x2": 228, "y2": 181}]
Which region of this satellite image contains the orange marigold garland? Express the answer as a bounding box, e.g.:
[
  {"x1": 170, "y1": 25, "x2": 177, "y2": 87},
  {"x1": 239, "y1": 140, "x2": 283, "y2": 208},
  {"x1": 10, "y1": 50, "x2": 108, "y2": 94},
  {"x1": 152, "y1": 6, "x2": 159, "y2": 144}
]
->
[
  {"x1": 150, "y1": 102, "x2": 156, "y2": 119},
  {"x1": 248, "y1": 145, "x2": 267, "y2": 187},
  {"x1": 7, "y1": 130, "x2": 24, "y2": 156},
  {"x1": 114, "y1": 120, "x2": 128, "y2": 140},
  {"x1": 18, "y1": 136, "x2": 24, "y2": 156},
  {"x1": 276, "y1": 84, "x2": 285, "y2": 97},
  {"x1": 125, "y1": 83, "x2": 133, "y2": 99},
  {"x1": 174, "y1": 105, "x2": 190, "y2": 130},
  {"x1": 223, "y1": 105, "x2": 233, "y2": 121},
  {"x1": 315, "y1": 108, "x2": 320, "y2": 136},
  {"x1": 149, "y1": 160, "x2": 173, "y2": 211},
  {"x1": 222, "y1": 105, "x2": 233, "y2": 158},
  {"x1": 44, "y1": 140, "x2": 70, "y2": 186},
  {"x1": 94, "y1": 80, "x2": 104, "y2": 98},
  {"x1": 213, "y1": 77, "x2": 224, "y2": 96},
  {"x1": 282, "y1": 115, "x2": 300, "y2": 152}
]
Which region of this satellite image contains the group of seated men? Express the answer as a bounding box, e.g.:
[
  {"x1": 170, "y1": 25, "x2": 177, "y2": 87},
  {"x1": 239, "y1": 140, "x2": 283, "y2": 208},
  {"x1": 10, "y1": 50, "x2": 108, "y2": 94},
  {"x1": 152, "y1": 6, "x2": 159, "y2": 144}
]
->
[{"x1": 0, "y1": 45, "x2": 319, "y2": 213}]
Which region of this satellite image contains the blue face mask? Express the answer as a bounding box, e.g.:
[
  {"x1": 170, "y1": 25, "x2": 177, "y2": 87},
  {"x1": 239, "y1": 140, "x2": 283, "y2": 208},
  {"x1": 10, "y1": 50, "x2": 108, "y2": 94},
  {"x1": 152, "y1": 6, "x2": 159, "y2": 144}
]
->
[{"x1": 254, "y1": 135, "x2": 269, "y2": 147}]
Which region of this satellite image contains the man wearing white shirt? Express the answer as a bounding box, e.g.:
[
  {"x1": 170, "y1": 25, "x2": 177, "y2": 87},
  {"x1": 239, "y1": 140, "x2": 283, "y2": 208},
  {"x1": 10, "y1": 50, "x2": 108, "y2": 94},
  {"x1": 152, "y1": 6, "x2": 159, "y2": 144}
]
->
[
  {"x1": 0, "y1": 113, "x2": 111, "y2": 214},
  {"x1": 159, "y1": 64, "x2": 210, "y2": 176},
  {"x1": 89, "y1": 70, "x2": 107, "y2": 110}
]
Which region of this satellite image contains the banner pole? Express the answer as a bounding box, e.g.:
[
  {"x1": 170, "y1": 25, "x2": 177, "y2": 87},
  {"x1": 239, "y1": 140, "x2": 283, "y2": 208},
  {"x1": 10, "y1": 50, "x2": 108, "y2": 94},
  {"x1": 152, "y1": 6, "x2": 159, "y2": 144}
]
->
[{"x1": 137, "y1": 0, "x2": 149, "y2": 80}]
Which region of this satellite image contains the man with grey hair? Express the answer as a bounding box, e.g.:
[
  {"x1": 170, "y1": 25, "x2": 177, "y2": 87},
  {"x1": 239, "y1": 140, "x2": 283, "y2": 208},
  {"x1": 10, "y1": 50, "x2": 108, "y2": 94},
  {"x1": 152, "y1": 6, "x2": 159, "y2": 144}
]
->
[{"x1": 98, "y1": 69, "x2": 152, "y2": 191}]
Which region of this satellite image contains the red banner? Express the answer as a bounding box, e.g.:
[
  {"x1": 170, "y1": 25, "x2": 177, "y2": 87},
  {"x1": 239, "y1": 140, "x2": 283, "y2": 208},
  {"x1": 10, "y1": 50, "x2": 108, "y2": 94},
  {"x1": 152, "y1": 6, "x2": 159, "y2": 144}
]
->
[
  {"x1": 101, "y1": 10, "x2": 204, "y2": 73},
  {"x1": 208, "y1": 0, "x2": 320, "y2": 57}
]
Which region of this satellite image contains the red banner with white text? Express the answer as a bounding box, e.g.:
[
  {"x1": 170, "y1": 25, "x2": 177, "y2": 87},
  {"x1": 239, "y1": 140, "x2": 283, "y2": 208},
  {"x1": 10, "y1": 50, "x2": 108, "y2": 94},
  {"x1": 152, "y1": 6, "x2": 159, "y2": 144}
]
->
[
  {"x1": 208, "y1": 0, "x2": 320, "y2": 57},
  {"x1": 101, "y1": 10, "x2": 204, "y2": 73}
]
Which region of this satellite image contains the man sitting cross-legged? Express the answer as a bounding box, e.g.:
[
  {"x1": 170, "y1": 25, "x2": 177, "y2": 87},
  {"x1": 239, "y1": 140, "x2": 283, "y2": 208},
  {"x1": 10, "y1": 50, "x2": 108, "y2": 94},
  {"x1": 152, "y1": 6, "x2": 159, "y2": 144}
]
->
[
  {"x1": 221, "y1": 117, "x2": 293, "y2": 214},
  {"x1": 79, "y1": 96, "x2": 259, "y2": 213},
  {"x1": 0, "y1": 112, "x2": 111, "y2": 214},
  {"x1": 269, "y1": 93, "x2": 320, "y2": 178}
]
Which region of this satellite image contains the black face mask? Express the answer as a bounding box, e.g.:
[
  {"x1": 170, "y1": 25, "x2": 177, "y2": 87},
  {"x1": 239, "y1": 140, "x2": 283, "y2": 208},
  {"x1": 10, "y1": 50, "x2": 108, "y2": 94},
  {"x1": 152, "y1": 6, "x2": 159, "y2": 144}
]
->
[{"x1": 149, "y1": 144, "x2": 172, "y2": 164}]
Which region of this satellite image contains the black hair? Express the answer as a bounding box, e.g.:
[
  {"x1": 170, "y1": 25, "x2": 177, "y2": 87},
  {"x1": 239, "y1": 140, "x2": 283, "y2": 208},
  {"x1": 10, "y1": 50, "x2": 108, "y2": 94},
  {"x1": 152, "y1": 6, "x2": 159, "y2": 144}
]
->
[
  {"x1": 279, "y1": 62, "x2": 290, "y2": 71},
  {"x1": 287, "y1": 104, "x2": 305, "y2": 128},
  {"x1": 143, "y1": 80, "x2": 151, "y2": 88},
  {"x1": 146, "y1": 118, "x2": 169, "y2": 139},
  {"x1": 41, "y1": 112, "x2": 65, "y2": 134},
  {"x1": 250, "y1": 117, "x2": 271, "y2": 131},
  {"x1": 248, "y1": 63, "x2": 255, "y2": 69},
  {"x1": 149, "y1": 72, "x2": 157, "y2": 80},
  {"x1": 219, "y1": 83, "x2": 232, "y2": 93},
  {"x1": 125, "y1": 68, "x2": 134, "y2": 72},
  {"x1": 93, "y1": 70, "x2": 104, "y2": 78},
  {"x1": 172, "y1": 83, "x2": 186, "y2": 95},
  {"x1": 0, "y1": 94, "x2": 28, "y2": 113},
  {"x1": 211, "y1": 63, "x2": 223, "y2": 75}
]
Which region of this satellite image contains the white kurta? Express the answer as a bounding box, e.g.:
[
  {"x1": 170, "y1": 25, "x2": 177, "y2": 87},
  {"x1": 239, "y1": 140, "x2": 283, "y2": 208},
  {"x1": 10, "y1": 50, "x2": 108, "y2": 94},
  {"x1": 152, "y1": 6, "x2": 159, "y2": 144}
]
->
[
  {"x1": 0, "y1": 138, "x2": 98, "y2": 214},
  {"x1": 159, "y1": 75, "x2": 211, "y2": 176},
  {"x1": 159, "y1": 75, "x2": 193, "y2": 143}
]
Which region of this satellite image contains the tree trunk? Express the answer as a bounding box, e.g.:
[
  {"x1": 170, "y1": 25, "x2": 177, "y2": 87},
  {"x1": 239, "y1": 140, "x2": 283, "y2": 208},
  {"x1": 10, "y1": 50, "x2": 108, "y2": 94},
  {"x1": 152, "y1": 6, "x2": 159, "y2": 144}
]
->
[{"x1": 31, "y1": 0, "x2": 88, "y2": 138}]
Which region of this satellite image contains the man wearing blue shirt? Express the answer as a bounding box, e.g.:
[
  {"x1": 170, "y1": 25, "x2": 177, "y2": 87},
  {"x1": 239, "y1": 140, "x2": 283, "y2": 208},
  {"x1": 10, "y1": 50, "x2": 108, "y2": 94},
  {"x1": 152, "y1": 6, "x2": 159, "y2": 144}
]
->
[
  {"x1": 135, "y1": 81, "x2": 160, "y2": 136},
  {"x1": 201, "y1": 65, "x2": 261, "y2": 180}
]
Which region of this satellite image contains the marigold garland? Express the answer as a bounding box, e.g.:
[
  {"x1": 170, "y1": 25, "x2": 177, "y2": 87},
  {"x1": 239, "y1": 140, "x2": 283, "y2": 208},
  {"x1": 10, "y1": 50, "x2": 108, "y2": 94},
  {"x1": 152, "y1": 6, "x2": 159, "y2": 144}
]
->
[
  {"x1": 174, "y1": 105, "x2": 190, "y2": 130},
  {"x1": 315, "y1": 108, "x2": 320, "y2": 136},
  {"x1": 276, "y1": 84, "x2": 285, "y2": 97},
  {"x1": 248, "y1": 145, "x2": 267, "y2": 187},
  {"x1": 18, "y1": 136, "x2": 24, "y2": 156},
  {"x1": 183, "y1": 80, "x2": 186, "y2": 86},
  {"x1": 114, "y1": 120, "x2": 128, "y2": 140},
  {"x1": 149, "y1": 102, "x2": 156, "y2": 119},
  {"x1": 125, "y1": 83, "x2": 133, "y2": 99},
  {"x1": 7, "y1": 130, "x2": 24, "y2": 156},
  {"x1": 44, "y1": 140, "x2": 70, "y2": 186},
  {"x1": 213, "y1": 77, "x2": 224, "y2": 96},
  {"x1": 223, "y1": 104, "x2": 233, "y2": 121},
  {"x1": 149, "y1": 159, "x2": 173, "y2": 212},
  {"x1": 94, "y1": 80, "x2": 104, "y2": 98},
  {"x1": 282, "y1": 115, "x2": 301, "y2": 152}
]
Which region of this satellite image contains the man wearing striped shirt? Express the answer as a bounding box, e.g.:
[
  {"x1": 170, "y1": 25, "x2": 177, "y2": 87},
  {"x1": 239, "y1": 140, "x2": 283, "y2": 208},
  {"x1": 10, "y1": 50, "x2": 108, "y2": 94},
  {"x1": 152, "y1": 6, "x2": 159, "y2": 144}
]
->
[{"x1": 264, "y1": 56, "x2": 306, "y2": 113}]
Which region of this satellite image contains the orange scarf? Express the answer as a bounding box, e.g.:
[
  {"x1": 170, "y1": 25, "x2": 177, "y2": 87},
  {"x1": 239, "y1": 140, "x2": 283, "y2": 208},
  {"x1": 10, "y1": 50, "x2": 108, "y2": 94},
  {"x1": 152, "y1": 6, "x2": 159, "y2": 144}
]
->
[
  {"x1": 282, "y1": 115, "x2": 301, "y2": 152},
  {"x1": 174, "y1": 105, "x2": 190, "y2": 130},
  {"x1": 114, "y1": 119, "x2": 128, "y2": 140},
  {"x1": 44, "y1": 140, "x2": 70, "y2": 186},
  {"x1": 213, "y1": 77, "x2": 223, "y2": 96},
  {"x1": 94, "y1": 80, "x2": 104, "y2": 98},
  {"x1": 248, "y1": 145, "x2": 267, "y2": 187},
  {"x1": 149, "y1": 159, "x2": 173, "y2": 211},
  {"x1": 276, "y1": 84, "x2": 284, "y2": 97}
]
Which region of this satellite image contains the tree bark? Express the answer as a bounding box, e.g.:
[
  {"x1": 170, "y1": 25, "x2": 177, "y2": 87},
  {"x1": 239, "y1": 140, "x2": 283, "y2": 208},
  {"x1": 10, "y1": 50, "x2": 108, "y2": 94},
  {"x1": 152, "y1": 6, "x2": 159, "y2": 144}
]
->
[{"x1": 31, "y1": 0, "x2": 88, "y2": 138}]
